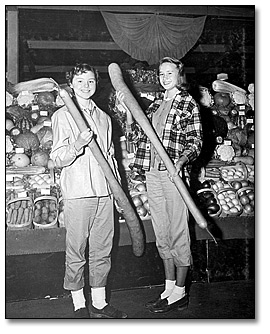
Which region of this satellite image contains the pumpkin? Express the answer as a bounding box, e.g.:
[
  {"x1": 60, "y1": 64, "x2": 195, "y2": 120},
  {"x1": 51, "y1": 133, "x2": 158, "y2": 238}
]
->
[
  {"x1": 14, "y1": 131, "x2": 40, "y2": 152},
  {"x1": 37, "y1": 92, "x2": 55, "y2": 106},
  {"x1": 31, "y1": 149, "x2": 50, "y2": 167},
  {"x1": 11, "y1": 153, "x2": 30, "y2": 167}
]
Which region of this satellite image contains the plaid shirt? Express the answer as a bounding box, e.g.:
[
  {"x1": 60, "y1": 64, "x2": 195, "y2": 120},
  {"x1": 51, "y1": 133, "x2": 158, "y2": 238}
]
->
[{"x1": 126, "y1": 89, "x2": 203, "y2": 172}]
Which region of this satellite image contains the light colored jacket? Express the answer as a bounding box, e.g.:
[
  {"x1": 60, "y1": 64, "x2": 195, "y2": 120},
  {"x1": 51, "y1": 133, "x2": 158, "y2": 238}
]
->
[{"x1": 50, "y1": 100, "x2": 119, "y2": 199}]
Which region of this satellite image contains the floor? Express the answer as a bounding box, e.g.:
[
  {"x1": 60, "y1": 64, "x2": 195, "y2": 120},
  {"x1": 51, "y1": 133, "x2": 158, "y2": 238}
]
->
[{"x1": 5, "y1": 279, "x2": 255, "y2": 319}]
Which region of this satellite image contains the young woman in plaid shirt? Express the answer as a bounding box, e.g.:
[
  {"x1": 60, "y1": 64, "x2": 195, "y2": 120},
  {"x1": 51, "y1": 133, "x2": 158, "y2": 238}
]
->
[{"x1": 117, "y1": 57, "x2": 203, "y2": 314}]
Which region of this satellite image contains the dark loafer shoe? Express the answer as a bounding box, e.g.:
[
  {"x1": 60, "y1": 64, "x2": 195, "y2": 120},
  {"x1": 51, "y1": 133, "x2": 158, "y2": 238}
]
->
[
  {"x1": 74, "y1": 307, "x2": 90, "y2": 318},
  {"x1": 149, "y1": 294, "x2": 189, "y2": 314},
  {"x1": 145, "y1": 296, "x2": 164, "y2": 309},
  {"x1": 90, "y1": 304, "x2": 128, "y2": 319}
]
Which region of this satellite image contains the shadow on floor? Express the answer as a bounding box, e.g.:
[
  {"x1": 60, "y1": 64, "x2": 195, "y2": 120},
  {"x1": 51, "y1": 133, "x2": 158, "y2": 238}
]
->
[{"x1": 6, "y1": 279, "x2": 255, "y2": 319}]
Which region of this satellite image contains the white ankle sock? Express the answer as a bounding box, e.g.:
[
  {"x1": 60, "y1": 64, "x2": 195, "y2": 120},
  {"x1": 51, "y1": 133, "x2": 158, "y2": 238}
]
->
[
  {"x1": 160, "y1": 279, "x2": 176, "y2": 299},
  {"x1": 71, "y1": 288, "x2": 86, "y2": 311},
  {"x1": 167, "y1": 285, "x2": 185, "y2": 305},
  {"x1": 91, "y1": 287, "x2": 107, "y2": 309}
]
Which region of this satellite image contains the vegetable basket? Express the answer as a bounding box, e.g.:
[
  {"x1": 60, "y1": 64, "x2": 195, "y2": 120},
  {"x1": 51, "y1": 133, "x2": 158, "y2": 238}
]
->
[
  {"x1": 216, "y1": 188, "x2": 243, "y2": 216},
  {"x1": 196, "y1": 188, "x2": 222, "y2": 218},
  {"x1": 199, "y1": 166, "x2": 221, "y2": 182},
  {"x1": 58, "y1": 197, "x2": 65, "y2": 228},
  {"x1": 219, "y1": 162, "x2": 248, "y2": 182},
  {"x1": 6, "y1": 197, "x2": 33, "y2": 230},
  {"x1": 33, "y1": 195, "x2": 58, "y2": 229},
  {"x1": 236, "y1": 186, "x2": 255, "y2": 215},
  {"x1": 246, "y1": 165, "x2": 255, "y2": 183}
]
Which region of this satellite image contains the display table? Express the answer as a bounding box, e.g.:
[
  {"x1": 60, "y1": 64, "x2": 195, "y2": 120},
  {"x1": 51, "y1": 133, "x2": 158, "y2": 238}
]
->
[
  {"x1": 6, "y1": 215, "x2": 255, "y2": 301},
  {"x1": 6, "y1": 215, "x2": 254, "y2": 256}
]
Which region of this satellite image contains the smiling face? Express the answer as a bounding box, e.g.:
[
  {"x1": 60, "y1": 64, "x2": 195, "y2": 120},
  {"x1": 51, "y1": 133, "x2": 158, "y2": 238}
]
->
[
  {"x1": 70, "y1": 70, "x2": 96, "y2": 102},
  {"x1": 159, "y1": 62, "x2": 180, "y2": 92}
]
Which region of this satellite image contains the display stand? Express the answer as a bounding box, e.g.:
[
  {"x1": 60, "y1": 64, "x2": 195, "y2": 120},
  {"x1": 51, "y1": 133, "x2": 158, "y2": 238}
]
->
[{"x1": 6, "y1": 215, "x2": 254, "y2": 256}]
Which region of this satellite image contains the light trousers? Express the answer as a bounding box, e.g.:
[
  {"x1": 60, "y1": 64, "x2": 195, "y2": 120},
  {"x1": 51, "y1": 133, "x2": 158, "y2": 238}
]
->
[
  {"x1": 145, "y1": 168, "x2": 191, "y2": 267},
  {"x1": 63, "y1": 196, "x2": 114, "y2": 291}
]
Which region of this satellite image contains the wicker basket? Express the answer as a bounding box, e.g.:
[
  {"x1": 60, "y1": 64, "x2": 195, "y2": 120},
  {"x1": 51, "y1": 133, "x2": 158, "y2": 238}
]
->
[
  {"x1": 6, "y1": 197, "x2": 33, "y2": 230},
  {"x1": 236, "y1": 186, "x2": 255, "y2": 215},
  {"x1": 216, "y1": 188, "x2": 243, "y2": 216},
  {"x1": 219, "y1": 162, "x2": 248, "y2": 182},
  {"x1": 33, "y1": 195, "x2": 58, "y2": 229},
  {"x1": 246, "y1": 165, "x2": 255, "y2": 183},
  {"x1": 58, "y1": 197, "x2": 65, "y2": 228}
]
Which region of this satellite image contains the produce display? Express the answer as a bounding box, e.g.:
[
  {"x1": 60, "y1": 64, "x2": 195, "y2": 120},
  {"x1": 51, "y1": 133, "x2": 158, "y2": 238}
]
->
[
  {"x1": 129, "y1": 173, "x2": 150, "y2": 219},
  {"x1": 33, "y1": 196, "x2": 58, "y2": 228},
  {"x1": 216, "y1": 189, "x2": 242, "y2": 216},
  {"x1": 58, "y1": 198, "x2": 64, "y2": 227},
  {"x1": 6, "y1": 71, "x2": 255, "y2": 234},
  {"x1": 219, "y1": 163, "x2": 247, "y2": 181},
  {"x1": 6, "y1": 197, "x2": 33, "y2": 229},
  {"x1": 237, "y1": 187, "x2": 255, "y2": 214},
  {"x1": 196, "y1": 189, "x2": 221, "y2": 217}
]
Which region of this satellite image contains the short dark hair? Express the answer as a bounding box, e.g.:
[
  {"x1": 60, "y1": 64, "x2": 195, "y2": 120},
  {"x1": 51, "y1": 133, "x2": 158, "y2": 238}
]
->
[{"x1": 66, "y1": 63, "x2": 99, "y2": 86}]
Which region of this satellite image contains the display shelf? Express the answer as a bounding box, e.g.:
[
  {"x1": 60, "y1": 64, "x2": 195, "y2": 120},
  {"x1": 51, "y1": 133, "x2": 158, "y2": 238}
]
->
[{"x1": 6, "y1": 215, "x2": 254, "y2": 256}]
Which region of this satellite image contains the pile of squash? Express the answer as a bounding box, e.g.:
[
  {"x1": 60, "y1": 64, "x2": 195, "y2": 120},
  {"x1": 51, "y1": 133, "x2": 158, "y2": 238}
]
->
[{"x1": 6, "y1": 90, "x2": 60, "y2": 169}]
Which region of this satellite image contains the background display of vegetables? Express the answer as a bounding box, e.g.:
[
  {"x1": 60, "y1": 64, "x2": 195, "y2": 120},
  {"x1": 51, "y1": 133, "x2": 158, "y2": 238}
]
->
[
  {"x1": 33, "y1": 197, "x2": 58, "y2": 227},
  {"x1": 6, "y1": 73, "x2": 255, "y2": 230},
  {"x1": 6, "y1": 197, "x2": 33, "y2": 229},
  {"x1": 119, "y1": 172, "x2": 150, "y2": 220},
  {"x1": 197, "y1": 164, "x2": 254, "y2": 217},
  {"x1": 6, "y1": 89, "x2": 60, "y2": 169},
  {"x1": 6, "y1": 87, "x2": 64, "y2": 230}
]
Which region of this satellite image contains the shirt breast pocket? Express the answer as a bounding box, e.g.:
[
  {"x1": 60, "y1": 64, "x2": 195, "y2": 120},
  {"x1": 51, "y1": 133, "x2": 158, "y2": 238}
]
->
[{"x1": 171, "y1": 115, "x2": 188, "y2": 132}]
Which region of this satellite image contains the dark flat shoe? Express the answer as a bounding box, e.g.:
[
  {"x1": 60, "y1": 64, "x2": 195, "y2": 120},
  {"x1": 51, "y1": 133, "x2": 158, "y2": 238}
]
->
[
  {"x1": 90, "y1": 304, "x2": 128, "y2": 319},
  {"x1": 74, "y1": 307, "x2": 90, "y2": 318},
  {"x1": 149, "y1": 294, "x2": 189, "y2": 314},
  {"x1": 145, "y1": 295, "x2": 164, "y2": 309}
]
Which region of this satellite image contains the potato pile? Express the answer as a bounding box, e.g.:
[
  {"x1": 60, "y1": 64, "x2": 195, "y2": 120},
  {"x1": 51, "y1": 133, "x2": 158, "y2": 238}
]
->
[
  {"x1": 33, "y1": 197, "x2": 58, "y2": 226},
  {"x1": 220, "y1": 165, "x2": 246, "y2": 181},
  {"x1": 217, "y1": 190, "x2": 242, "y2": 215}
]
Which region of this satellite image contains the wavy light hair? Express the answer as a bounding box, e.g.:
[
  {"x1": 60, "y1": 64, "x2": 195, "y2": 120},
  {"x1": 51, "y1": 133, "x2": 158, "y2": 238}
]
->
[{"x1": 159, "y1": 56, "x2": 188, "y2": 90}]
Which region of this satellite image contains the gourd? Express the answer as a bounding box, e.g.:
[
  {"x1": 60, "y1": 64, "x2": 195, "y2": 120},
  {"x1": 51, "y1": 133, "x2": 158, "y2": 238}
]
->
[{"x1": 14, "y1": 131, "x2": 40, "y2": 152}]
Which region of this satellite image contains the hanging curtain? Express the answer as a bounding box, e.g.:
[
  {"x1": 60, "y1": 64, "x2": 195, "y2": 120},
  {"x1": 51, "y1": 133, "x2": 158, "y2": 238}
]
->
[{"x1": 101, "y1": 11, "x2": 206, "y2": 65}]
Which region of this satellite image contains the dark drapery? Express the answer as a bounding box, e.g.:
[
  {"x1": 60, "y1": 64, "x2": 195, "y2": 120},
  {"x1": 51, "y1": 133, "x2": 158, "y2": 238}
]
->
[{"x1": 102, "y1": 11, "x2": 206, "y2": 64}]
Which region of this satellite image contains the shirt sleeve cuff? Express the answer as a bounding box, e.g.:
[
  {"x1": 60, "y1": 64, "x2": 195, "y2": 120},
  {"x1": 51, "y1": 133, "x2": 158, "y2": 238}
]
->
[{"x1": 72, "y1": 143, "x2": 84, "y2": 156}]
